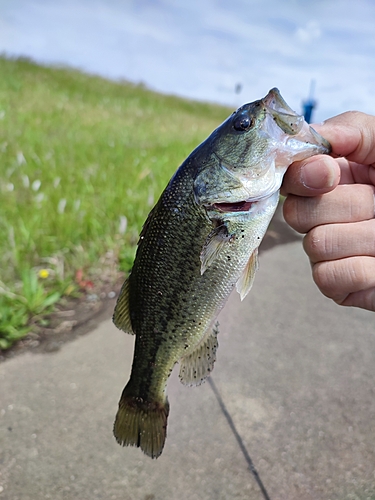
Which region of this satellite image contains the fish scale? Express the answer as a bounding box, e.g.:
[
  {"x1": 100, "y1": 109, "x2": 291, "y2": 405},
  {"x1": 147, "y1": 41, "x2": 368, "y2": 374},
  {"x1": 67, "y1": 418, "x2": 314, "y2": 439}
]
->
[
  {"x1": 112, "y1": 88, "x2": 331, "y2": 459},
  {"x1": 127, "y1": 168, "x2": 263, "y2": 394}
]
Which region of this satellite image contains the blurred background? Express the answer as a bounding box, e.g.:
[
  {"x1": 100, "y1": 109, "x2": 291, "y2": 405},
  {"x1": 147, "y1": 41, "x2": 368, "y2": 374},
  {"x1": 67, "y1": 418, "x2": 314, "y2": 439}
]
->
[
  {"x1": 1, "y1": 0, "x2": 375, "y2": 122},
  {"x1": 2, "y1": 3, "x2": 375, "y2": 499},
  {"x1": 0, "y1": 0, "x2": 374, "y2": 344}
]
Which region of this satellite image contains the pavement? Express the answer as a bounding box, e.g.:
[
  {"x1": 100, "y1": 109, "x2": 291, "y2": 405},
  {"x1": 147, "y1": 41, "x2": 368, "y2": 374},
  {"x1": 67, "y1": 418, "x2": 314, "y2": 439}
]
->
[{"x1": 1, "y1": 224, "x2": 375, "y2": 500}]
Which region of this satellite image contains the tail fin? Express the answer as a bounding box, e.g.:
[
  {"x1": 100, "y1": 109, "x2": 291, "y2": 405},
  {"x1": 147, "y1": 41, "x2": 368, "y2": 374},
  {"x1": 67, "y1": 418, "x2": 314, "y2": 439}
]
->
[{"x1": 113, "y1": 392, "x2": 170, "y2": 459}]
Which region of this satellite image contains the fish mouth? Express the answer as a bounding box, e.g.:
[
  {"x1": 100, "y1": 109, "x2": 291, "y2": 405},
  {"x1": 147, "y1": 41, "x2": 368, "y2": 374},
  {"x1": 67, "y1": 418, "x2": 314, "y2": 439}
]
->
[
  {"x1": 263, "y1": 88, "x2": 331, "y2": 152},
  {"x1": 212, "y1": 200, "x2": 256, "y2": 213},
  {"x1": 209, "y1": 191, "x2": 278, "y2": 213}
]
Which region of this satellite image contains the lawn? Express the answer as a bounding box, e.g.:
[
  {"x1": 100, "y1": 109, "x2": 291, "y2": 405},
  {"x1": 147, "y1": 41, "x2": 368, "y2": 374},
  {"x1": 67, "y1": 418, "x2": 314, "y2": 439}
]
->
[{"x1": 0, "y1": 56, "x2": 231, "y2": 348}]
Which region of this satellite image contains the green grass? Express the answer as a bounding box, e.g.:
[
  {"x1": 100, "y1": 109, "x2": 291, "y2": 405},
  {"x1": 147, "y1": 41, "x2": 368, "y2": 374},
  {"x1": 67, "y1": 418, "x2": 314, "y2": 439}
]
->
[{"x1": 0, "y1": 56, "x2": 231, "y2": 348}]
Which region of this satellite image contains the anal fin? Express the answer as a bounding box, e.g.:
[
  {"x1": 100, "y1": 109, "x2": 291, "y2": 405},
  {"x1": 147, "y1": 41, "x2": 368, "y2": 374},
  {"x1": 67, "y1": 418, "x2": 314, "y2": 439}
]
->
[
  {"x1": 179, "y1": 322, "x2": 219, "y2": 386},
  {"x1": 113, "y1": 278, "x2": 134, "y2": 334},
  {"x1": 236, "y1": 248, "x2": 259, "y2": 301}
]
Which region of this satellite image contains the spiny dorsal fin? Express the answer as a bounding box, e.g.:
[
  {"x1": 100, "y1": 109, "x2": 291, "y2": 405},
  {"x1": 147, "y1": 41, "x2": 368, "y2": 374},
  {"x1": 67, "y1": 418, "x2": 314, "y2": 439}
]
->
[
  {"x1": 236, "y1": 248, "x2": 259, "y2": 301},
  {"x1": 179, "y1": 322, "x2": 219, "y2": 386},
  {"x1": 200, "y1": 224, "x2": 233, "y2": 274},
  {"x1": 112, "y1": 278, "x2": 134, "y2": 334}
]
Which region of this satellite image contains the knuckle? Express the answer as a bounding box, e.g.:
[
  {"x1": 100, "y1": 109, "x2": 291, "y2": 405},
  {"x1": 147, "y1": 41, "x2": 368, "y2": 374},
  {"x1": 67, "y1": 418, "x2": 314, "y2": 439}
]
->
[
  {"x1": 303, "y1": 227, "x2": 327, "y2": 262},
  {"x1": 312, "y1": 257, "x2": 374, "y2": 299},
  {"x1": 312, "y1": 262, "x2": 333, "y2": 296},
  {"x1": 349, "y1": 258, "x2": 368, "y2": 286},
  {"x1": 312, "y1": 261, "x2": 342, "y2": 298},
  {"x1": 304, "y1": 225, "x2": 338, "y2": 262},
  {"x1": 283, "y1": 196, "x2": 310, "y2": 233}
]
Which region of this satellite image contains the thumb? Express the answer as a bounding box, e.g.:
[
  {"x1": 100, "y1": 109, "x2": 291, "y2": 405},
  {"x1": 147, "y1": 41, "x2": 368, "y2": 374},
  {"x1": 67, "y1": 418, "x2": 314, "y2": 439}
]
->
[{"x1": 312, "y1": 111, "x2": 375, "y2": 166}]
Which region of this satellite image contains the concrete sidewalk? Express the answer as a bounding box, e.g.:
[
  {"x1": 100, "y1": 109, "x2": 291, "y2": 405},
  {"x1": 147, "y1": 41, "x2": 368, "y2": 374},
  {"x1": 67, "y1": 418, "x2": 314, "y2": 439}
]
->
[{"x1": 1, "y1": 241, "x2": 375, "y2": 500}]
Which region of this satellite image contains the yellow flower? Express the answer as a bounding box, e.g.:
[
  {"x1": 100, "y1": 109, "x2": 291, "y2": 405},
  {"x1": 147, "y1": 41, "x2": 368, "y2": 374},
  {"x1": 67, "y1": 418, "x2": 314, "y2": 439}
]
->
[{"x1": 38, "y1": 269, "x2": 49, "y2": 279}]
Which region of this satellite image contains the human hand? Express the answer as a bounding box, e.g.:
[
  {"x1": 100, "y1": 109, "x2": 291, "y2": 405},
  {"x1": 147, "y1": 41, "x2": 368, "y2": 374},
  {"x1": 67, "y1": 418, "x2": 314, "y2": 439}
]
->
[{"x1": 281, "y1": 111, "x2": 375, "y2": 311}]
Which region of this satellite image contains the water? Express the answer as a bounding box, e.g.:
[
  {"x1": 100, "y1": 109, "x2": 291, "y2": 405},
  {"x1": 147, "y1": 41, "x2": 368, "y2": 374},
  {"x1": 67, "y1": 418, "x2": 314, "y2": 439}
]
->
[{"x1": 1, "y1": 0, "x2": 375, "y2": 121}]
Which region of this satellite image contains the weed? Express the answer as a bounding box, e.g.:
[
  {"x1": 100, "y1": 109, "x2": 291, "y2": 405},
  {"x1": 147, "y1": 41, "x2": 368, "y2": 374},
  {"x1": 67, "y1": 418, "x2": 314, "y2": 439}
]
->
[
  {"x1": 0, "y1": 296, "x2": 29, "y2": 349},
  {"x1": 0, "y1": 56, "x2": 230, "y2": 348},
  {"x1": 16, "y1": 269, "x2": 61, "y2": 316}
]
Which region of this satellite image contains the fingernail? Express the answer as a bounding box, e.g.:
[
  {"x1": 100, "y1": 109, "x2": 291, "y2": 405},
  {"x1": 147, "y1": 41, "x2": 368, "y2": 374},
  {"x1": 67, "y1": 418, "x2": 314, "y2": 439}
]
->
[{"x1": 300, "y1": 159, "x2": 336, "y2": 189}]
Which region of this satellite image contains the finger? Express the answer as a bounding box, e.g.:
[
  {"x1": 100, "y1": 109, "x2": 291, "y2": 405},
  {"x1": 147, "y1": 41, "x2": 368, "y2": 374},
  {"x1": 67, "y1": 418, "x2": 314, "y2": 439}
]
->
[
  {"x1": 281, "y1": 155, "x2": 340, "y2": 196},
  {"x1": 337, "y1": 157, "x2": 375, "y2": 185},
  {"x1": 312, "y1": 256, "x2": 375, "y2": 303},
  {"x1": 303, "y1": 219, "x2": 375, "y2": 263},
  {"x1": 312, "y1": 111, "x2": 375, "y2": 166},
  {"x1": 339, "y1": 288, "x2": 375, "y2": 311},
  {"x1": 283, "y1": 184, "x2": 375, "y2": 233}
]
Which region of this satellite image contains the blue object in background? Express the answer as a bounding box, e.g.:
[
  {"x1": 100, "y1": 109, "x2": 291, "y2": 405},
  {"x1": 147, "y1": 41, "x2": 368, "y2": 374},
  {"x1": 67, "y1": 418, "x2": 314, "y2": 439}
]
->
[{"x1": 302, "y1": 80, "x2": 317, "y2": 123}]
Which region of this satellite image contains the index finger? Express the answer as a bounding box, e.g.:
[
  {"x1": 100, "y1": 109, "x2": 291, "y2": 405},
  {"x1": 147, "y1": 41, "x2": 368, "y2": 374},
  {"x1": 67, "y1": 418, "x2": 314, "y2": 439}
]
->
[
  {"x1": 313, "y1": 111, "x2": 375, "y2": 166},
  {"x1": 281, "y1": 110, "x2": 375, "y2": 197}
]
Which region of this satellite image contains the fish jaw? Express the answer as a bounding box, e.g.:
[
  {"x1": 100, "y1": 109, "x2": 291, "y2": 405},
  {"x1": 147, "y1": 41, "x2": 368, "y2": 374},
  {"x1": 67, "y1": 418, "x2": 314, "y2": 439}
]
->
[
  {"x1": 194, "y1": 87, "x2": 331, "y2": 206},
  {"x1": 236, "y1": 114, "x2": 331, "y2": 201},
  {"x1": 262, "y1": 89, "x2": 331, "y2": 165}
]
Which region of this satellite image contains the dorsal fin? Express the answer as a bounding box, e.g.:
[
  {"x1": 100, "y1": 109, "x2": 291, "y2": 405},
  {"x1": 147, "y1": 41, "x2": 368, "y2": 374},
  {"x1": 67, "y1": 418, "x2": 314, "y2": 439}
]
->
[
  {"x1": 112, "y1": 278, "x2": 134, "y2": 334},
  {"x1": 236, "y1": 248, "x2": 259, "y2": 301}
]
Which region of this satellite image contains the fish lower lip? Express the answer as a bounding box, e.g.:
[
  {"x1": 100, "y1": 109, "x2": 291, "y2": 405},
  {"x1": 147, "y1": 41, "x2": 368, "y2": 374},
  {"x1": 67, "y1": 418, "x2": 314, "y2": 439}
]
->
[
  {"x1": 211, "y1": 190, "x2": 278, "y2": 213},
  {"x1": 212, "y1": 200, "x2": 255, "y2": 212}
]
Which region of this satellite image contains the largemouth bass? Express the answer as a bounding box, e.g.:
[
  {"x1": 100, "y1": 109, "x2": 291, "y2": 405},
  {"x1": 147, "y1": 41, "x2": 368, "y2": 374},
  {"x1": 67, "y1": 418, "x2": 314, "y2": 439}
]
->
[{"x1": 113, "y1": 88, "x2": 330, "y2": 458}]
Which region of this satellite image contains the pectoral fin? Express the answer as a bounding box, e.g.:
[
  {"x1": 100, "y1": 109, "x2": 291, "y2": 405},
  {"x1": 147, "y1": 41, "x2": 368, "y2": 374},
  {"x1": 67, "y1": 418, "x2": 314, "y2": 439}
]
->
[
  {"x1": 200, "y1": 224, "x2": 233, "y2": 274},
  {"x1": 179, "y1": 323, "x2": 219, "y2": 386},
  {"x1": 112, "y1": 278, "x2": 134, "y2": 334},
  {"x1": 236, "y1": 249, "x2": 259, "y2": 301}
]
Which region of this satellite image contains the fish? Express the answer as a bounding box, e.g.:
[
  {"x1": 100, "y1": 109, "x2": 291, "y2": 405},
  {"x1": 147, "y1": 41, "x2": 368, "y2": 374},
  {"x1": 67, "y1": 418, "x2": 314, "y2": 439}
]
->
[{"x1": 112, "y1": 88, "x2": 331, "y2": 459}]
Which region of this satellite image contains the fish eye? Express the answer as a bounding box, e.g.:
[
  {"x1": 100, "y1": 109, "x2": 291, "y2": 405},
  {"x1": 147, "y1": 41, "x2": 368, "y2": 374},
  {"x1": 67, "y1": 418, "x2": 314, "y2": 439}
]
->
[{"x1": 233, "y1": 114, "x2": 253, "y2": 132}]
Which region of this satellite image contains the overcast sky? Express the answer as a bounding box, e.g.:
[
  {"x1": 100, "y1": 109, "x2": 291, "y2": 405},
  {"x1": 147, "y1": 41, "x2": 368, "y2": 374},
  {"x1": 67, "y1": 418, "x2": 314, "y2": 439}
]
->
[{"x1": 1, "y1": 0, "x2": 374, "y2": 122}]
